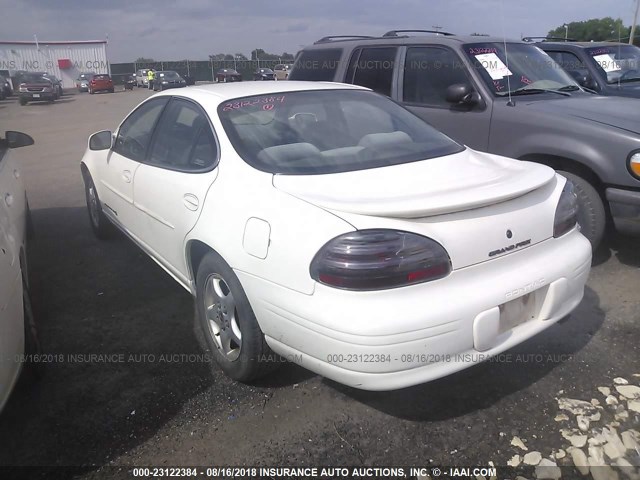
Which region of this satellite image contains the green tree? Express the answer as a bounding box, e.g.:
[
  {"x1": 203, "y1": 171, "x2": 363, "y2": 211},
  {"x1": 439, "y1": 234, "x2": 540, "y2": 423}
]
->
[
  {"x1": 135, "y1": 57, "x2": 155, "y2": 63},
  {"x1": 547, "y1": 17, "x2": 630, "y2": 42}
]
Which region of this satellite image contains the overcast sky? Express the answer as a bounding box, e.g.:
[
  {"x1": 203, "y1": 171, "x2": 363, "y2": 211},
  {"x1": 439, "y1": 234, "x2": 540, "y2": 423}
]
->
[{"x1": 0, "y1": 0, "x2": 636, "y2": 62}]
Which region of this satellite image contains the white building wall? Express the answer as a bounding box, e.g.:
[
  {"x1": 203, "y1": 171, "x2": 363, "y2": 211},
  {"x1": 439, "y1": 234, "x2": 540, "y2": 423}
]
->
[{"x1": 0, "y1": 41, "x2": 109, "y2": 89}]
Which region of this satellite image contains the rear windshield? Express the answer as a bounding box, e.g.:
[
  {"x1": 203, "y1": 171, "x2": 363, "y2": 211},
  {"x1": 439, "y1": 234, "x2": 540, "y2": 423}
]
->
[
  {"x1": 22, "y1": 74, "x2": 48, "y2": 83},
  {"x1": 289, "y1": 49, "x2": 343, "y2": 81},
  {"x1": 218, "y1": 89, "x2": 462, "y2": 175},
  {"x1": 94, "y1": 75, "x2": 110, "y2": 80},
  {"x1": 159, "y1": 71, "x2": 180, "y2": 79}
]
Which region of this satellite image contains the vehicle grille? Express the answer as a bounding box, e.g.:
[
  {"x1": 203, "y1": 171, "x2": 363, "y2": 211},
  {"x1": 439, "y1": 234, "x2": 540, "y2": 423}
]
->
[{"x1": 27, "y1": 87, "x2": 44, "y2": 92}]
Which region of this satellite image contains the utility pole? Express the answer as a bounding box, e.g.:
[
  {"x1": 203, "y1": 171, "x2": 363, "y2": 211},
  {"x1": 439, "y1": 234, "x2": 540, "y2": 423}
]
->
[{"x1": 631, "y1": 0, "x2": 640, "y2": 45}]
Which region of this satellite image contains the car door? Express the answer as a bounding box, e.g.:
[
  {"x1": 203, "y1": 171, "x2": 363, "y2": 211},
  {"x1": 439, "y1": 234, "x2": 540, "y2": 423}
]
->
[
  {"x1": 131, "y1": 97, "x2": 219, "y2": 283},
  {"x1": 397, "y1": 46, "x2": 492, "y2": 150},
  {"x1": 0, "y1": 153, "x2": 23, "y2": 402},
  {"x1": 544, "y1": 49, "x2": 602, "y2": 92},
  {"x1": 97, "y1": 97, "x2": 169, "y2": 231}
]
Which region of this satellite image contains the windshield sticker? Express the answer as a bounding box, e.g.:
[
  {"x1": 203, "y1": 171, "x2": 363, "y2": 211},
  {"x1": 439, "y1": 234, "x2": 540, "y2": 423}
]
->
[
  {"x1": 475, "y1": 53, "x2": 513, "y2": 80},
  {"x1": 593, "y1": 54, "x2": 622, "y2": 73},
  {"x1": 589, "y1": 48, "x2": 612, "y2": 56},
  {"x1": 468, "y1": 47, "x2": 498, "y2": 55},
  {"x1": 222, "y1": 95, "x2": 286, "y2": 112}
]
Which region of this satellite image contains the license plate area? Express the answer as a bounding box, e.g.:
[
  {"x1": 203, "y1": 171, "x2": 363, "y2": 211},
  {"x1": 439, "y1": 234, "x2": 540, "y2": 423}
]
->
[
  {"x1": 498, "y1": 290, "x2": 542, "y2": 334},
  {"x1": 32, "y1": 93, "x2": 40, "y2": 98}
]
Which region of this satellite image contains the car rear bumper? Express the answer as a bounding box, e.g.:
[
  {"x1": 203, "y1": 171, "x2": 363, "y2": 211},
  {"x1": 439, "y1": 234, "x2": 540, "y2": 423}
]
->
[
  {"x1": 606, "y1": 187, "x2": 640, "y2": 236},
  {"x1": 237, "y1": 229, "x2": 591, "y2": 391},
  {"x1": 19, "y1": 92, "x2": 55, "y2": 101}
]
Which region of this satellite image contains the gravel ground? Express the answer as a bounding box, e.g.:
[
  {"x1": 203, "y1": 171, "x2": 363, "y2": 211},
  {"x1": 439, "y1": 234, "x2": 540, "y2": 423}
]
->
[{"x1": 0, "y1": 88, "x2": 638, "y2": 480}]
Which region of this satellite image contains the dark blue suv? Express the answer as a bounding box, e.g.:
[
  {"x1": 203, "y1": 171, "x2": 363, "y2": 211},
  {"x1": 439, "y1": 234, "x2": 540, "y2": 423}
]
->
[{"x1": 531, "y1": 39, "x2": 640, "y2": 98}]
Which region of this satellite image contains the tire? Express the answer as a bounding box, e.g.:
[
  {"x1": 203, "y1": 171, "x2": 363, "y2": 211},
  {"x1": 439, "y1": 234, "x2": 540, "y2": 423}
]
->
[
  {"x1": 23, "y1": 282, "x2": 40, "y2": 355},
  {"x1": 26, "y1": 199, "x2": 35, "y2": 240},
  {"x1": 22, "y1": 277, "x2": 43, "y2": 377},
  {"x1": 109, "y1": 88, "x2": 114, "y2": 93},
  {"x1": 84, "y1": 173, "x2": 115, "y2": 239},
  {"x1": 195, "y1": 251, "x2": 278, "y2": 382},
  {"x1": 89, "y1": 88, "x2": 94, "y2": 95},
  {"x1": 557, "y1": 170, "x2": 606, "y2": 250},
  {"x1": 19, "y1": 97, "x2": 27, "y2": 106}
]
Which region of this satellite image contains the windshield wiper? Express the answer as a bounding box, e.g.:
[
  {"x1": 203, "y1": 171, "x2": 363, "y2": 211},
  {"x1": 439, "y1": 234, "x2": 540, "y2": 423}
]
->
[
  {"x1": 557, "y1": 85, "x2": 581, "y2": 92},
  {"x1": 498, "y1": 87, "x2": 571, "y2": 97}
]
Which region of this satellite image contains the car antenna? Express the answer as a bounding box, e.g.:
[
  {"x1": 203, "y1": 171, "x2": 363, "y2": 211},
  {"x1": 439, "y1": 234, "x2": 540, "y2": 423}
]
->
[
  {"x1": 617, "y1": 22, "x2": 623, "y2": 89},
  {"x1": 500, "y1": 0, "x2": 515, "y2": 106}
]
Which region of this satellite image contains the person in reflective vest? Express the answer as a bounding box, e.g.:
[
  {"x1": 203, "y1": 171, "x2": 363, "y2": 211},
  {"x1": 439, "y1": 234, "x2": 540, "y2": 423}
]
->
[{"x1": 147, "y1": 70, "x2": 155, "y2": 90}]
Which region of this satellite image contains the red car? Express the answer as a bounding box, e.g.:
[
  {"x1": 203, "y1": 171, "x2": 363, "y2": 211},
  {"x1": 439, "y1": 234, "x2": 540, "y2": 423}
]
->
[{"x1": 89, "y1": 74, "x2": 114, "y2": 94}]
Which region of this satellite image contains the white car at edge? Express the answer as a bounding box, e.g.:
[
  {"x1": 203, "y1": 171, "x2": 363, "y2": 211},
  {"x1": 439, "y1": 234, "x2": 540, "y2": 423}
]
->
[
  {"x1": 0, "y1": 130, "x2": 38, "y2": 411},
  {"x1": 80, "y1": 81, "x2": 591, "y2": 391}
]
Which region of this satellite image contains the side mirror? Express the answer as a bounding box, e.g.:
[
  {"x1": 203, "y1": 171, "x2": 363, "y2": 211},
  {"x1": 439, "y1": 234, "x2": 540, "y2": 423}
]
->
[
  {"x1": 446, "y1": 83, "x2": 481, "y2": 106},
  {"x1": 6, "y1": 131, "x2": 34, "y2": 149},
  {"x1": 578, "y1": 75, "x2": 598, "y2": 91},
  {"x1": 89, "y1": 130, "x2": 113, "y2": 151}
]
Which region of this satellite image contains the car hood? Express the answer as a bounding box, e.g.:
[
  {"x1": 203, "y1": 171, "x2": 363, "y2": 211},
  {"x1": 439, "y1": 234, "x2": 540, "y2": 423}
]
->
[
  {"x1": 273, "y1": 148, "x2": 555, "y2": 218},
  {"x1": 524, "y1": 95, "x2": 640, "y2": 134}
]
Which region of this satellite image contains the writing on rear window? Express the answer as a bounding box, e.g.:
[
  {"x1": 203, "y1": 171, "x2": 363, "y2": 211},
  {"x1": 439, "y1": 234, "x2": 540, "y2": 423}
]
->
[{"x1": 222, "y1": 96, "x2": 286, "y2": 112}]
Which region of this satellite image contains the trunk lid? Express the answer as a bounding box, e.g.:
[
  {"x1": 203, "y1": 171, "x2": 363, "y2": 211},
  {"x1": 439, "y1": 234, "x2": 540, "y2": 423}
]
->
[
  {"x1": 273, "y1": 149, "x2": 555, "y2": 218},
  {"x1": 274, "y1": 149, "x2": 559, "y2": 269}
]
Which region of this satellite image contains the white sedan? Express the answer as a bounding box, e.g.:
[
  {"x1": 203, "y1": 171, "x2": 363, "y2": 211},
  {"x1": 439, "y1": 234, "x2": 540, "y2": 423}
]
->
[
  {"x1": 80, "y1": 82, "x2": 591, "y2": 391},
  {"x1": 0, "y1": 130, "x2": 38, "y2": 411}
]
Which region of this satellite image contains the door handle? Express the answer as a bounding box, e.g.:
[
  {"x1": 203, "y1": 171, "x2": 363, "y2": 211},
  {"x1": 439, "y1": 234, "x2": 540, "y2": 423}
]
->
[
  {"x1": 122, "y1": 170, "x2": 132, "y2": 183},
  {"x1": 183, "y1": 194, "x2": 199, "y2": 211},
  {"x1": 4, "y1": 193, "x2": 13, "y2": 207}
]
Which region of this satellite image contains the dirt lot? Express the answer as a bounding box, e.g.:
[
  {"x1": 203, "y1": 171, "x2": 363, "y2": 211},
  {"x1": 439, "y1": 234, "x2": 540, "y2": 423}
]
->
[{"x1": 0, "y1": 87, "x2": 638, "y2": 479}]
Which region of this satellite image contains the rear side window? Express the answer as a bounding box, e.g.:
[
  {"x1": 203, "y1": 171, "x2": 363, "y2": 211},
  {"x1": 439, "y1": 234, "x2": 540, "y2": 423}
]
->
[
  {"x1": 289, "y1": 49, "x2": 342, "y2": 81},
  {"x1": 114, "y1": 98, "x2": 169, "y2": 161},
  {"x1": 348, "y1": 47, "x2": 397, "y2": 97},
  {"x1": 148, "y1": 99, "x2": 218, "y2": 171}
]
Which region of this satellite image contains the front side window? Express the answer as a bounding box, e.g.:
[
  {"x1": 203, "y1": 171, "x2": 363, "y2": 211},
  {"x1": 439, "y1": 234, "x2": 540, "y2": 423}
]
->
[
  {"x1": 348, "y1": 47, "x2": 397, "y2": 97},
  {"x1": 218, "y1": 89, "x2": 462, "y2": 175},
  {"x1": 289, "y1": 49, "x2": 343, "y2": 81},
  {"x1": 403, "y1": 47, "x2": 471, "y2": 106},
  {"x1": 114, "y1": 97, "x2": 169, "y2": 161},
  {"x1": 148, "y1": 99, "x2": 217, "y2": 170},
  {"x1": 585, "y1": 45, "x2": 640, "y2": 84},
  {"x1": 464, "y1": 42, "x2": 578, "y2": 95}
]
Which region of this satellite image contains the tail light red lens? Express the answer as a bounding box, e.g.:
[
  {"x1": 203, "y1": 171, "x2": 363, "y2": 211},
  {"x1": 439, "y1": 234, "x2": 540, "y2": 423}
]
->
[
  {"x1": 310, "y1": 229, "x2": 451, "y2": 290},
  {"x1": 553, "y1": 179, "x2": 578, "y2": 238}
]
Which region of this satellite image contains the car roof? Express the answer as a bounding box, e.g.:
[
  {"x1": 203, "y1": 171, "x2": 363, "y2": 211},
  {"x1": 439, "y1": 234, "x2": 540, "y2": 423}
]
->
[
  {"x1": 536, "y1": 41, "x2": 628, "y2": 49},
  {"x1": 153, "y1": 80, "x2": 367, "y2": 103},
  {"x1": 301, "y1": 34, "x2": 525, "y2": 49}
]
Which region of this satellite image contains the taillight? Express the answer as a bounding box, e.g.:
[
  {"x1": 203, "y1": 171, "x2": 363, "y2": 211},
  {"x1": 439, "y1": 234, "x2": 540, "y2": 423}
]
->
[
  {"x1": 553, "y1": 179, "x2": 578, "y2": 238},
  {"x1": 310, "y1": 229, "x2": 451, "y2": 291}
]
